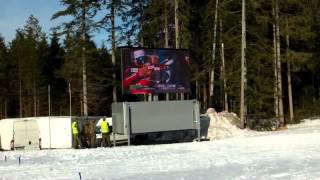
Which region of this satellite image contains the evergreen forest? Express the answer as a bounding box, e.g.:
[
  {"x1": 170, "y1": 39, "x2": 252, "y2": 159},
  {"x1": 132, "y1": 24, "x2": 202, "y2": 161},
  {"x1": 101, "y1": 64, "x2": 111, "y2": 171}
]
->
[{"x1": 0, "y1": 0, "x2": 320, "y2": 128}]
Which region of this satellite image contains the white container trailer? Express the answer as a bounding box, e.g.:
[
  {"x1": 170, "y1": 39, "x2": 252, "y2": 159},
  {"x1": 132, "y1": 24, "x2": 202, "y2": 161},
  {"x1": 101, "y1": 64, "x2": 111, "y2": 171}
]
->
[{"x1": 0, "y1": 117, "x2": 72, "y2": 150}]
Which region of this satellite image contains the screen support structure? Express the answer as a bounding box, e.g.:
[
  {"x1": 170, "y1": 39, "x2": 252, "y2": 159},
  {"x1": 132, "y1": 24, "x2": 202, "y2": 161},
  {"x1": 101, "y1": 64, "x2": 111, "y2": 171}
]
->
[
  {"x1": 153, "y1": 95, "x2": 158, "y2": 101},
  {"x1": 127, "y1": 104, "x2": 132, "y2": 146}
]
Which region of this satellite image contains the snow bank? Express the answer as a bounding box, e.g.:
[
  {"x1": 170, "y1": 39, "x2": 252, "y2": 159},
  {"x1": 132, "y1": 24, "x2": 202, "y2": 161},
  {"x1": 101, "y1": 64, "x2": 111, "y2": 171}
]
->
[
  {"x1": 289, "y1": 118, "x2": 320, "y2": 128},
  {"x1": 206, "y1": 108, "x2": 245, "y2": 140},
  {"x1": 205, "y1": 109, "x2": 320, "y2": 141},
  {"x1": 286, "y1": 118, "x2": 320, "y2": 134}
]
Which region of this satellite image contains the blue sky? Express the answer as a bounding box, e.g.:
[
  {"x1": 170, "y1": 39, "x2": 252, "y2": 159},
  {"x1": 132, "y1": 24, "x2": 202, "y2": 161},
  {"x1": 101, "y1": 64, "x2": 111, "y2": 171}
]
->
[{"x1": 0, "y1": 0, "x2": 107, "y2": 46}]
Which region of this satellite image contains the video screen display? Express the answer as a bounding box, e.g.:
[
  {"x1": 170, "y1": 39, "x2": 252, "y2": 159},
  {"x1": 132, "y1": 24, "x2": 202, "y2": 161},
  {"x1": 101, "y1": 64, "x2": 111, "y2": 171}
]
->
[{"x1": 121, "y1": 48, "x2": 191, "y2": 94}]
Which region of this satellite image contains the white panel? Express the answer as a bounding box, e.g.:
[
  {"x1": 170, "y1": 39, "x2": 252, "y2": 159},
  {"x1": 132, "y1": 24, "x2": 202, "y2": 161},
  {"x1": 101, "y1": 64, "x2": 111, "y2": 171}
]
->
[
  {"x1": 0, "y1": 119, "x2": 14, "y2": 150},
  {"x1": 13, "y1": 121, "x2": 27, "y2": 147},
  {"x1": 49, "y1": 117, "x2": 72, "y2": 148},
  {"x1": 13, "y1": 119, "x2": 40, "y2": 150},
  {"x1": 37, "y1": 117, "x2": 50, "y2": 149},
  {"x1": 36, "y1": 117, "x2": 72, "y2": 149}
]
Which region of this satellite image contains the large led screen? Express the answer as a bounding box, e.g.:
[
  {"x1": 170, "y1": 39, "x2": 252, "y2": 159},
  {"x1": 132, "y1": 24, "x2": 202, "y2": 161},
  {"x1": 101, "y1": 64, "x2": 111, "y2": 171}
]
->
[{"x1": 121, "y1": 48, "x2": 191, "y2": 94}]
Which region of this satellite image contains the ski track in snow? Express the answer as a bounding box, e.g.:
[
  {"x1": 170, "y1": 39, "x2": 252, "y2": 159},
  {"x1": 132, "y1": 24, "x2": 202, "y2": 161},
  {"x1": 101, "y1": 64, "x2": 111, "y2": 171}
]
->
[{"x1": 1, "y1": 119, "x2": 320, "y2": 180}]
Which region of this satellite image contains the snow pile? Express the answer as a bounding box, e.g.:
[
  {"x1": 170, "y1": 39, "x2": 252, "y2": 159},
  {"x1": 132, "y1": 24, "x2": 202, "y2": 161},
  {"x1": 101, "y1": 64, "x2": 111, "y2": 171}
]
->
[{"x1": 206, "y1": 108, "x2": 245, "y2": 140}]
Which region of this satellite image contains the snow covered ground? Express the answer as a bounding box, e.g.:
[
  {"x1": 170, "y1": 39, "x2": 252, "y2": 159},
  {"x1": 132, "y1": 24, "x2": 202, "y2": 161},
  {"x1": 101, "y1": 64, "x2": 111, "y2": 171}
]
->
[{"x1": 1, "y1": 119, "x2": 320, "y2": 180}]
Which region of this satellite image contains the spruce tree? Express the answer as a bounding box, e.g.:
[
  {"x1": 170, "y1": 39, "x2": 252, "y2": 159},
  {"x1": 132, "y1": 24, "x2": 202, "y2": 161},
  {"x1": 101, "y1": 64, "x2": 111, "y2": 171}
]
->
[{"x1": 52, "y1": 0, "x2": 100, "y2": 116}]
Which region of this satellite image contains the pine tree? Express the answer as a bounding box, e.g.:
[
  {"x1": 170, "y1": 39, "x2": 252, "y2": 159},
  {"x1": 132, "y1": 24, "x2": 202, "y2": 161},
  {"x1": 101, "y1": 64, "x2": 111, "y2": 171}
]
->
[
  {"x1": 98, "y1": 0, "x2": 127, "y2": 103},
  {"x1": 7, "y1": 15, "x2": 46, "y2": 117},
  {"x1": 40, "y1": 31, "x2": 67, "y2": 116},
  {"x1": 36, "y1": 35, "x2": 50, "y2": 116},
  {"x1": 122, "y1": 0, "x2": 150, "y2": 46},
  {"x1": 52, "y1": 0, "x2": 100, "y2": 116},
  {"x1": 59, "y1": 32, "x2": 83, "y2": 116},
  {"x1": 0, "y1": 36, "x2": 8, "y2": 118}
]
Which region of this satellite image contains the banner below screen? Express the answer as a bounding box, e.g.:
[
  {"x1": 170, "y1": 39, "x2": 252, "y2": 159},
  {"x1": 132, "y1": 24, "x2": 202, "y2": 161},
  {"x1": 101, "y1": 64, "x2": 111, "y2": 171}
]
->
[{"x1": 122, "y1": 48, "x2": 191, "y2": 94}]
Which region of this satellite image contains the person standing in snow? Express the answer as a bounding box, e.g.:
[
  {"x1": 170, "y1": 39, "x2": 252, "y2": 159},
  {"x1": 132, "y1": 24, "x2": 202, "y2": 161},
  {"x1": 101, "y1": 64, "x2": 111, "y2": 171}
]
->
[
  {"x1": 72, "y1": 120, "x2": 82, "y2": 149},
  {"x1": 100, "y1": 118, "x2": 111, "y2": 147}
]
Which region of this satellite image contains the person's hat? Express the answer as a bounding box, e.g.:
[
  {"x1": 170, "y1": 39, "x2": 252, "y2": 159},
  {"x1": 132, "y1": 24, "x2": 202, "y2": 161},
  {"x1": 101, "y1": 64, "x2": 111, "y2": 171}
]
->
[
  {"x1": 133, "y1": 49, "x2": 145, "y2": 59},
  {"x1": 133, "y1": 50, "x2": 147, "y2": 65}
]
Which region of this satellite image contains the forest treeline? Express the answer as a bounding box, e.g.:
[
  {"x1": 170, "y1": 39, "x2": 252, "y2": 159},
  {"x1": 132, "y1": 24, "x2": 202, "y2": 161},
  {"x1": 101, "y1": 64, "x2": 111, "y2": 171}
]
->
[{"x1": 0, "y1": 0, "x2": 319, "y2": 127}]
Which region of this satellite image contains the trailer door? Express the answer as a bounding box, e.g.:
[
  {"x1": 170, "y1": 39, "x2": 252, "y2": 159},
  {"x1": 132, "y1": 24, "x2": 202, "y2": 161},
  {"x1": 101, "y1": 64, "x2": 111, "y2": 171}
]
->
[{"x1": 14, "y1": 120, "x2": 39, "y2": 150}]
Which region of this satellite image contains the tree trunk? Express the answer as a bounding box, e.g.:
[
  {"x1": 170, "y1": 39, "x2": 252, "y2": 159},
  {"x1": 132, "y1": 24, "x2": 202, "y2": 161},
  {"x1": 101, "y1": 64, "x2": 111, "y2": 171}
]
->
[
  {"x1": 19, "y1": 73, "x2": 22, "y2": 118},
  {"x1": 33, "y1": 80, "x2": 37, "y2": 117},
  {"x1": 286, "y1": 17, "x2": 294, "y2": 123},
  {"x1": 318, "y1": 75, "x2": 320, "y2": 98},
  {"x1": 140, "y1": 2, "x2": 147, "y2": 102},
  {"x1": 175, "y1": 0, "x2": 184, "y2": 100},
  {"x1": 175, "y1": 0, "x2": 179, "y2": 49},
  {"x1": 0, "y1": 103, "x2": 2, "y2": 119},
  {"x1": 219, "y1": 18, "x2": 228, "y2": 112},
  {"x1": 165, "y1": 0, "x2": 169, "y2": 49},
  {"x1": 221, "y1": 43, "x2": 228, "y2": 112},
  {"x1": 240, "y1": 0, "x2": 246, "y2": 129},
  {"x1": 80, "y1": 98, "x2": 83, "y2": 116},
  {"x1": 111, "y1": 3, "x2": 117, "y2": 103},
  {"x1": 140, "y1": 1, "x2": 144, "y2": 47},
  {"x1": 37, "y1": 98, "x2": 40, "y2": 116},
  {"x1": 17, "y1": 48, "x2": 22, "y2": 118},
  {"x1": 196, "y1": 80, "x2": 199, "y2": 101},
  {"x1": 4, "y1": 100, "x2": 7, "y2": 118},
  {"x1": 165, "y1": 0, "x2": 170, "y2": 101},
  {"x1": 209, "y1": 0, "x2": 219, "y2": 106},
  {"x1": 69, "y1": 82, "x2": 72, "y2": 117},
  {"x1": 312, "y1": 75, "x2": 315, "y2": 104},
  {"x1": 203, "y1": 84, "x2": 208, "y2": 110},
  {"x1": 276, "y1": 0, "x2": 284, "y2": 125},
  {"x1": 272, "y1": 2, "x2": 279, "y2": 119},
  {"x1": 82, "y1": 41, "x2": 88, "y2": 117},
  {"x1": 82, "y1": 9, "x2": 88, "y2": 117},
  {"x1": 48, "y1": 85, "x2": 51, "y2": 117}
]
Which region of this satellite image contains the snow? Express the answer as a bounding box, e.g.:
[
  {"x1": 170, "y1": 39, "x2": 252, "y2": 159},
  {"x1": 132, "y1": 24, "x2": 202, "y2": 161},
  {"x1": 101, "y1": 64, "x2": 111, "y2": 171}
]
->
[
  {"x1": 1, "y1": 119, "x2": 320, "y2": 180},
  {"x1": 206, "y1": 108, "x2": 246, "y2": 140}
]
